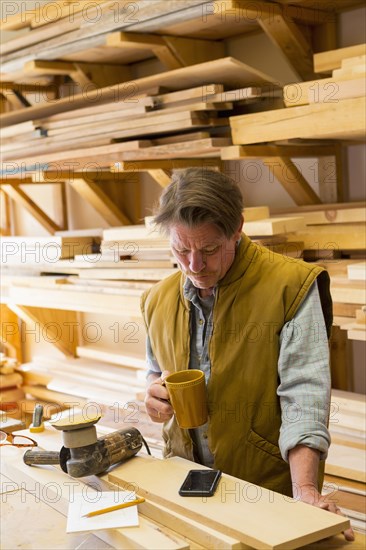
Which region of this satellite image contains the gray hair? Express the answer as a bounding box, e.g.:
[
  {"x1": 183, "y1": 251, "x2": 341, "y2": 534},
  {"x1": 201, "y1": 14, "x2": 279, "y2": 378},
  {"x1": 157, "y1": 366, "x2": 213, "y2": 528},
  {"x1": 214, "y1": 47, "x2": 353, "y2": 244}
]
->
[{"x1": 153, "y1": 168, "x2": 244, "y2": 238}]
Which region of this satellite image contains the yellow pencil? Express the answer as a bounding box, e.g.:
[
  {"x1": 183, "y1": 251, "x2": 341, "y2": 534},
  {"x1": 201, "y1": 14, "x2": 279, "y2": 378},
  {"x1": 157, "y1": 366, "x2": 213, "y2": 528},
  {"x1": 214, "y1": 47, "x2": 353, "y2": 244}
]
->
[{"x1": 82, "y1": 497, "x2": 145, "y2": 518}]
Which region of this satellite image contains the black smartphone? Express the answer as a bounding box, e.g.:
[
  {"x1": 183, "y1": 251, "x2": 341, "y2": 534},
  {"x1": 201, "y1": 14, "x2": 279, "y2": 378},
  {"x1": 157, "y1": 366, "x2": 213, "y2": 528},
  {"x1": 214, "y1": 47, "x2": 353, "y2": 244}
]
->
[{"x1": 178, "y1": 469, "x2": 222, "y2": 497}]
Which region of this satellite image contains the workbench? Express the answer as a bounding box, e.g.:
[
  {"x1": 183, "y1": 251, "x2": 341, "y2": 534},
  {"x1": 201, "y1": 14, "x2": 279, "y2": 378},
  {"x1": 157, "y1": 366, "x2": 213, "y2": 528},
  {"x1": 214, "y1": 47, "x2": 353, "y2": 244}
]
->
[{"x1": 1, "y1": 426, "x2": 364, "y2": 550}]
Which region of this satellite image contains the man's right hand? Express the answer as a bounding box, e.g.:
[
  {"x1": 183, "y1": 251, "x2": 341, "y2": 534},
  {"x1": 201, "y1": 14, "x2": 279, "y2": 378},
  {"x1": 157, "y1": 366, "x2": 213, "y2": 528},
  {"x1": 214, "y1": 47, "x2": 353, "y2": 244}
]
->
[{"x1": 145, "y1": 371, "x2": 174, "y2": 423}]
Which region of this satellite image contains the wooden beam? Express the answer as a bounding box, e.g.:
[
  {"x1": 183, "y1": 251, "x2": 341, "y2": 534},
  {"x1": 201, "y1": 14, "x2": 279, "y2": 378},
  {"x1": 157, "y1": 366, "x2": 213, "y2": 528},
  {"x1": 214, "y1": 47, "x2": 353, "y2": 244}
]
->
[
  {"x1": 330, "y1": 325, "x2": 352, "y2": 391},
  {"x1": 263, "y1": 157, "x2": 322, "y2": 205},
  {"x1": 59, "y1": 182, "x2": 68, "y2": 231},
  {"x1": 258, "y1": 13, "x2": 315, "y2": 81},
  {"x1": 107, "y1": 31, "x2": 181, "y2": 70},
  {"x1": 1, "y1": 184, "x2": 62, "y2": 234},
  {"x1": 148, "y1": 169, "x2": 172, "y2": 187},
  {"x1": 0, "y1": 189, "x2": 12, "y2": 236},
  {"x1": 162, "y1": 35, "x2": 225, "y2": 68},
  {"x1": 67, "y1": 178, "x2": 131, "y2": 225},
  {"x1": 7, "y1": 304, "x2": 78, "y2": 358},
  {"x1": 314, "y1": 44, "x2": 366, "y2": 74},
  {"x1": 318, "y1": 144, "x2": 346, "y2": 204}
]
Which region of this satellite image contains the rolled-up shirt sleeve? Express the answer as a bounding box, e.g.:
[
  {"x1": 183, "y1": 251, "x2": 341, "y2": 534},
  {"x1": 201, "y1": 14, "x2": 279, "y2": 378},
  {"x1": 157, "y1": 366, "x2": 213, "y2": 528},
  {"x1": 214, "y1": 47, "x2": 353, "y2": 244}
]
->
[{"x1": 277, "y1": 280, "x2": 331, "y2": 462}]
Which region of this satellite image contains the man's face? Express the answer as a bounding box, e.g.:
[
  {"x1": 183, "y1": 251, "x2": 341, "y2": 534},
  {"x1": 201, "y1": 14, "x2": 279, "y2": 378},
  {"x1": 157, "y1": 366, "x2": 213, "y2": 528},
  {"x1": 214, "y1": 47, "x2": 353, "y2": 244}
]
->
[{"x1": 170, "y1": 222, "x2": 243, "y2": 293}]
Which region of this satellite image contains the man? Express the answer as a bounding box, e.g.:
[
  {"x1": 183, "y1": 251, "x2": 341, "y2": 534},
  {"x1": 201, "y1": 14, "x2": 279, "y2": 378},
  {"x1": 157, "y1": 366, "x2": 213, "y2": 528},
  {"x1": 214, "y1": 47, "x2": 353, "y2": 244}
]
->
[{"x1": 142, "y1": 168, "x2": 353, "y2": 539}]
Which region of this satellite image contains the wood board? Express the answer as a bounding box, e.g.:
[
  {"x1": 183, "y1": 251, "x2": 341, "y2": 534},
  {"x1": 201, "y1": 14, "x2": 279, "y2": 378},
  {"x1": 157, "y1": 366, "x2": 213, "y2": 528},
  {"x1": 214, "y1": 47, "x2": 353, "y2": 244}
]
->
[
  {"x1": 314, "y1": 44, "x2": 366, "y2": 73},
  {"x1": 108, "y1": 455, "x2": 349, "y2": 550},
  {"x1": 230, "y1": 97, "x2": 366, "y2": 143}
]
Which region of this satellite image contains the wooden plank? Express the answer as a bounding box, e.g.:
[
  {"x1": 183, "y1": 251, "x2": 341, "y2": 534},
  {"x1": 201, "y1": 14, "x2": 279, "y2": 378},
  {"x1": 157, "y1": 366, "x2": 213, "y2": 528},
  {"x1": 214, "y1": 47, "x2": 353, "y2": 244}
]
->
[
  {"x1": 76, "y1": 346, "x2": 146, "y2": 370},
  {"x1": 5, "y1": 285, "x2": 144, "y2": 318},
  {"x1": 108, "y1": 455, "x2": 349, "y2": 550},
  {"x1": 67, "y1": 179, "x2": 131, "y2": 226},
  {"x1": 230, "y1": 97, "x2": 366, "y2": 143},
  {"x1": 314, "y1": 44, "x2": 366, "y2": 73},
  {"x1": 1, "y1": 184, "x2": 62, "y2": 234},
  {"x1": 113, "y1": 159, "x2": 221, "y2": 172},
  {"x1": 330, "y1": 280, "x2": 366, "y2": 305},
  {"x1": 244, "y1": 216, "x2": 305, "y2": 236},
  {"x1": 221, "y1": 144, "x2": 336, "y2": 159},
  {"x1": 283, "y1": 77, "x2": 366, "y2": 107},
  {"x1": 296, "y1": 223, "x2": 366, "y2": 251},
  {"x1": 76, "y1": 268, "x2": 177, "y2": 281},
  {"x1": 152, "y1": 84, "x2": 224, "y2": 106},
  {"x1": 347, "y1": 262, "x2": 366, "y2": 281},
  {"x1": 116, "y1": 138, "x2": 230, "y2": 161},
  {"x1": 272, "y1": 201, "x2": 365, "y2": 216},
  {"x1": 0, "y1": 57, "x2": 278, "y2": 128},
  {"x1": 139, "y1": 499, "x2": 244, "y2": 550},
  {"x1": 264, "y1": 157, "x2": 322, "y2": 205},
  {"x1": 243, "y1": 206, "x2": 270, "y2": 221}
]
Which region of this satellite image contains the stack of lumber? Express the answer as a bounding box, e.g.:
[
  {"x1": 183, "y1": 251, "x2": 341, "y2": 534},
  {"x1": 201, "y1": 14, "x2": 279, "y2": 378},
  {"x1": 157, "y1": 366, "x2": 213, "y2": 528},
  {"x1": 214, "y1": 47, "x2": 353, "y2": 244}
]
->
[
  {"x1": 0, "y1": 234, "x2": 101, "y2": 264},
  {"x1": 0, "y1": 82, "x2": 281, "y2": 170},
  {"x1": 230, "y1": 44, "x2": 366, "y2": 143},
  {"x1": 324, "y1": 389, "x2": 366, "y2": 533},
  {"x1": 0, "y1": 56, "x2": 276, "y2": 128},
  {"x1": 272, "y1": 202, "x2": 366, "y2": 259},
  {"x1": 17, "y1": 355, "x2": 145, "y2": 407}
]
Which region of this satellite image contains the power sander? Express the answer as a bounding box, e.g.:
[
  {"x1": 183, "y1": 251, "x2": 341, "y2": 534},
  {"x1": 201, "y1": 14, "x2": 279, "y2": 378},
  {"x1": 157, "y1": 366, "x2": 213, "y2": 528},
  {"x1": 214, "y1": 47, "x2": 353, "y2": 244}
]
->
[{"x1": 23, "y1": 413, "x2": 149, "y2": 477}]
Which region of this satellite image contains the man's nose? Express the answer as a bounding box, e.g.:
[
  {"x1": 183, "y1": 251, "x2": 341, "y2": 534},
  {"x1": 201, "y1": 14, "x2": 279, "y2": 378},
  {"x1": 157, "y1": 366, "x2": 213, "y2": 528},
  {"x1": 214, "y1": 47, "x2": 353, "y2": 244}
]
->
[{"x1": 189, "y1": 251, "x2": 205, "y2": 273}]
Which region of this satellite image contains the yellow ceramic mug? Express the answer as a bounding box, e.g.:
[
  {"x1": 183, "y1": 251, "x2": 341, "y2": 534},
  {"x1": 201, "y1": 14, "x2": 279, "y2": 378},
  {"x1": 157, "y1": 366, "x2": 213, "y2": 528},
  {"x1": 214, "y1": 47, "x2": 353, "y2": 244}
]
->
[{"x1": 164, "y1": 369, "x2": 208, "y2": 429}]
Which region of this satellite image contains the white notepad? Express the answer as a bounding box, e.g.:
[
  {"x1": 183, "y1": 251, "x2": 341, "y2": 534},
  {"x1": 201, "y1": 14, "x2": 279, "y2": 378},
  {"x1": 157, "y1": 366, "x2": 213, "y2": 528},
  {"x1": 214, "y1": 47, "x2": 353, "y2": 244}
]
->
[{"x1": 66, "y1": 491, "x2": 139, "y2": 533}]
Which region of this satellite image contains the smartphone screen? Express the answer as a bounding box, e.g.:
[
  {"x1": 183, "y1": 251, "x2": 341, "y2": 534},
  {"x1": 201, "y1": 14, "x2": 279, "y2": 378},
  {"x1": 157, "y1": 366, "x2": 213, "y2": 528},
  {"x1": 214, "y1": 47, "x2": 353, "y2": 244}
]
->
[{"x1": 179, "y1": 469, "x2": 222, "y2": 497}]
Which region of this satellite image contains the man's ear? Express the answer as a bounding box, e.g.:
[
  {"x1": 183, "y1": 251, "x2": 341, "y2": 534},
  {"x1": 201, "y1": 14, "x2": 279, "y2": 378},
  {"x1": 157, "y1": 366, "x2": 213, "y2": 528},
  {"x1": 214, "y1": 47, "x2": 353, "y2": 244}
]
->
[{"x1": 235, "y1": 216, "x2": 244, "y2": 239}]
